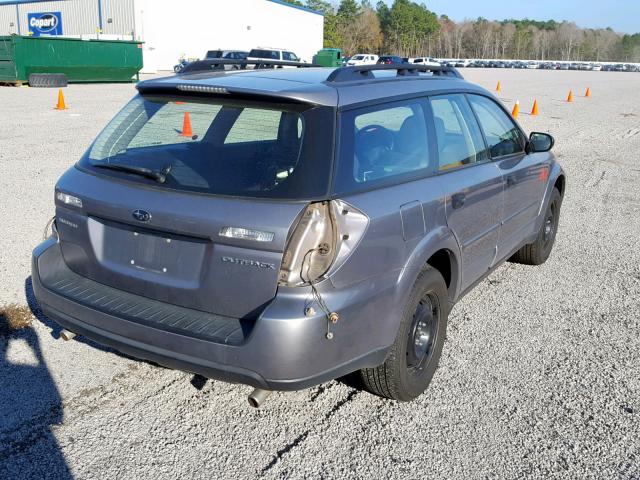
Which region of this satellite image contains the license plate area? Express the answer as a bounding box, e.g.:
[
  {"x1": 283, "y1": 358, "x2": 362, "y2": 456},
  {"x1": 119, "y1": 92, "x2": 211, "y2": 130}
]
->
[{"x1": 93, "y1": 217, "x2": 209, "y2": 283}]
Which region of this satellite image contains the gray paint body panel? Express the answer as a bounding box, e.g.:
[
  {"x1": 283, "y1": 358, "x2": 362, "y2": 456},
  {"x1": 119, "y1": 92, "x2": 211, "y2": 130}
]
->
[{"x1": 32, "y1": 66, "x2": 565, "y2": 390}]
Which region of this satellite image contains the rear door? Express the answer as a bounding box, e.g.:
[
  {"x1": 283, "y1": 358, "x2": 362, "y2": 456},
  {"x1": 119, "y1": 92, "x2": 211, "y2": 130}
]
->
[
  {"x1": 467, "y1": 94, "x2": 548, "y2": 260},
  {"x1": 429, "y1": 94, "x2": 503, "y2": 291},
  {"x1": 57, "y1": 94, "x2": 334, "y2": 319}
]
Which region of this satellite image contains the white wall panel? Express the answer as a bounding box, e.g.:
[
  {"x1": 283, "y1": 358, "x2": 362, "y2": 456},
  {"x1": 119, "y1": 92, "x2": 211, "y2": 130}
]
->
[
  {"x1": 134, "y1": 0, "x2": 323, "y2": 72},
  {"x1": 0, "y1": 5, "x2": 20, "y2": 35},
  {"x1": 101, "y1": 0, "x2": 134, "y2": 36}
]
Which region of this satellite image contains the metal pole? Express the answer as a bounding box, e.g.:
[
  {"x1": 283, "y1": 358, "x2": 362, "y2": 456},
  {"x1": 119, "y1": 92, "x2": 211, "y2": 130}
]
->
[
  {"x1": 97, "y1": 0, "x2": 104, "y2": 32},
  {"x1": 15, "y1": 4, "x2": 21, "y2": 35}
]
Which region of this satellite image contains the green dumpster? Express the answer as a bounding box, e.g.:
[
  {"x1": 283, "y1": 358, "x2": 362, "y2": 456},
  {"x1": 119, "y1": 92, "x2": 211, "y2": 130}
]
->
[
  {"x1": 314, "y1": 48, "x2": 342, "y2": 67},
  {"x1": 0, "y1": 35, "x2": 143, "y2": 85}
]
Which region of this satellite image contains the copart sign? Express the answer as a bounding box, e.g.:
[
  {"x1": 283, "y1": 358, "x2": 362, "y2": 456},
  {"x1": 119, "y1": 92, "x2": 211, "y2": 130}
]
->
[{"x1": 28, "y1": 12, "x2": 63, "y2": 37}]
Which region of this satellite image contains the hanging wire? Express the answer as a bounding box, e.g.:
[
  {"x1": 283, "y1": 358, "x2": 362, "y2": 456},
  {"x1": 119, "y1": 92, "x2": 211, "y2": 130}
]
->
[{"x1": 301, "y1": 248, "x2": 336, "y2": 339}]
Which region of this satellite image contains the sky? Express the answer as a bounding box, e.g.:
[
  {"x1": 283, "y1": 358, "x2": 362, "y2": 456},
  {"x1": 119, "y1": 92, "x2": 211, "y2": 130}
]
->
[{"x1": 381, "y1": 0, "x2": 640, "y2": 34}]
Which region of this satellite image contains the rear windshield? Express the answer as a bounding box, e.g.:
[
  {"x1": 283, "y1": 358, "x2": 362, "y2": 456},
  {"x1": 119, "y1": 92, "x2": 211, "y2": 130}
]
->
[{"x1": 79, "y1": 95, "x2": 334, "y2": 199}]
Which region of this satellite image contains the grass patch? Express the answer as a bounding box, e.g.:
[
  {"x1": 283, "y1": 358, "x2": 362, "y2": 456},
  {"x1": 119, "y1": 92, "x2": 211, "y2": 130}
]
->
[{"x1": 0, "y1": 304, "x2": 33, "y2": 336}]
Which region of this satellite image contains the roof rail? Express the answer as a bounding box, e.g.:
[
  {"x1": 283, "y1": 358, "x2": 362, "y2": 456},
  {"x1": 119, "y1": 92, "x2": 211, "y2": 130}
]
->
[
  {"x1": 180, "y1": 58, "x2": 318, "y2": 74},
  {"x1": 325, "y1": 64, "x2": 463, "y2": 83}
]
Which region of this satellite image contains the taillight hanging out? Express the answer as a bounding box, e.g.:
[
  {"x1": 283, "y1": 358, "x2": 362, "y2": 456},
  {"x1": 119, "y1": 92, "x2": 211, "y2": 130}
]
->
[{"x1": 279, "y1": 200, "x2": 369, "y2": 287}]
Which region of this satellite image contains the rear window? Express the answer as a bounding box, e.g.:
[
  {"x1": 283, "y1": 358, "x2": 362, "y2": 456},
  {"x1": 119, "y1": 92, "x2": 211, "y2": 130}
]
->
[{"x1": 80, "y1": 95, "x2": 333, "y2": 199}]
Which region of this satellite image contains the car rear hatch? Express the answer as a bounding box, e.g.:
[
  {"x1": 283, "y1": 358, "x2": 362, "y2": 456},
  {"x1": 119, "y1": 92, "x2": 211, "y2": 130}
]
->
[{"x1": 55, "y1": 91, "x2": 335, "y2": 319}]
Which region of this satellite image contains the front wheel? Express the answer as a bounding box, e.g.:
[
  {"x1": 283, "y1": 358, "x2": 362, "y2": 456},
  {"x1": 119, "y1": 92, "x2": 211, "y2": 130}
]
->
[
  {"x1": 360, "y1": 266, "x2": 449, "y2": 401},
  {"x1": 510, "y1": 188, "x2": 562, "y2": 265}
]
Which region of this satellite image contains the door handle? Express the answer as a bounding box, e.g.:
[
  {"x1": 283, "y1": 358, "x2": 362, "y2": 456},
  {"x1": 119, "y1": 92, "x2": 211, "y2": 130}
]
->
[
  {"x1": 451, "y1": 192, "x2": 466, "y2": 209},
  {"x1": 506, "y1": 176, "x2": 517, "y2": 188}
]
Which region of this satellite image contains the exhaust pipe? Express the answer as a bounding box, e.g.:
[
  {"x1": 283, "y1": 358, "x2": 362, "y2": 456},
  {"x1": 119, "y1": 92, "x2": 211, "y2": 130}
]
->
[
  {"x1": 248, "y1": 388, "x2": 272, "y2": 408},
  {"x1": 60, "y1": 329, "x2": 76, "y2": 341}
]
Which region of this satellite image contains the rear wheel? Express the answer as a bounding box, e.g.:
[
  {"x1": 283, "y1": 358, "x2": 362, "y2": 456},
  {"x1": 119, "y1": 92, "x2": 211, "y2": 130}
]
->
[
  {"x1": 510, "y1": 188, "x2": 561, "y2": 265},
  {"x1": 360, "y1": 266, "x2": 448, "y2": 401}
]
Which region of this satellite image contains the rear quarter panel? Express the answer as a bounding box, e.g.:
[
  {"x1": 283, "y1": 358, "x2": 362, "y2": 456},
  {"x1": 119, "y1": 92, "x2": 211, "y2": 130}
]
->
[{"x1": 328, "y1": 176, "x2": 461, "y2": 348}]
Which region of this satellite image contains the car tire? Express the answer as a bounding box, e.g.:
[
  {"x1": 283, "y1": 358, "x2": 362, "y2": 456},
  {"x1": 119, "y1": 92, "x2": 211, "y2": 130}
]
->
[
  {"x1": 28, "y1": 73, "x2": 68, "y2": 88},
  {"x1": 510, "y1": 188, "x2": 562, "y2": 265},
  {"x1": 360, "y1": 265, "x2": 448, "y2": 401}
]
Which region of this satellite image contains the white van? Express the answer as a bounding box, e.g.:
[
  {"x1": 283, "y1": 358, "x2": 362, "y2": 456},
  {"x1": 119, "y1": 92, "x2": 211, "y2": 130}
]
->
[
  {"x1": 410, "y1": 57, "x2": 441, "y2": 67},
  {"x1": 346, "y1": 54, "x2": 379, "y2": 66}
]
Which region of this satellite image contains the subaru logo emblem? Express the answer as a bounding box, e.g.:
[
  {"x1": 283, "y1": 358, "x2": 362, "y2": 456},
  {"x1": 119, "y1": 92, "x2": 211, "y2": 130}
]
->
[{"x1": 132, "y1": 209, "x2": 151, "y2": 222}]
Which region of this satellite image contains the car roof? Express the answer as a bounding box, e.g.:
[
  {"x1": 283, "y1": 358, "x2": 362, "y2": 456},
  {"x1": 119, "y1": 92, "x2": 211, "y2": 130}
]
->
[{"x1": 137, "y1": 66, "x2": 488, "y2": 109}]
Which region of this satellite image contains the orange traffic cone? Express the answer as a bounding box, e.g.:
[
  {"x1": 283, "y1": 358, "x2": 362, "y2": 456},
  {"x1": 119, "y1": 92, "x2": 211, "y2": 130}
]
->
[
  {"x1": 566, "y1": 90, "x2": 574, "y2": 103},
  {"x1": 511, "y1": 100, "x2": 520, "y2": 119},
  {"x1": 531, "y1": 99, "x2": 539, "y2": 116},
  {"x1": 585, "y1": 87, "x2": 591, "y2": 98},
  {"x1": 54, "y1": 89, "x2": 67, "y2": 110},
  {"x1": 496, "y1": 81, "x2": 501, "y2": 92},
  {"x1": 179, "y1": 112, "x2": 193, "y2": 137}
]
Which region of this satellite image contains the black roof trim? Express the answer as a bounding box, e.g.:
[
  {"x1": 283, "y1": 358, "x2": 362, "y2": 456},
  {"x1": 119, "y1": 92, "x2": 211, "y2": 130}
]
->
[
  {"x1": 180, "y1": 58, "x2": 318, "y2": 74},
  {"x1": 325, "y1": 64, "x2": 463, "y2": 83}
]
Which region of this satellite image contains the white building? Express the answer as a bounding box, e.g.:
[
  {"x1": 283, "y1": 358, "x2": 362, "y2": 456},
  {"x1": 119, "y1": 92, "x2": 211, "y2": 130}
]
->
[{"x1": 0, "y1": 0, "x2": 324, "y2": 71}]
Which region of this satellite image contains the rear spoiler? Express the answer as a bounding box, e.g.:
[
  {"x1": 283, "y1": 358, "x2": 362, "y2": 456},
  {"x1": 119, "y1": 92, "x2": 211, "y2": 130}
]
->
[{"x1": 135, "y1": 81, "x2": 336, "y2": 107}]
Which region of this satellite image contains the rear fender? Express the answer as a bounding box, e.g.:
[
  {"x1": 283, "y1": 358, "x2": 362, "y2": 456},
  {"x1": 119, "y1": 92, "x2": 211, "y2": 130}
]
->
[{"x1": 397, "y1": 225, "x2": 462, "y2": 307}]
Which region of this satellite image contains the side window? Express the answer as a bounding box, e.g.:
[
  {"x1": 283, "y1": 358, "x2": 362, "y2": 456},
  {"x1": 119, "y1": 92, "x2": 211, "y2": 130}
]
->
[
  {"x1": 429, "y1": 94, "x2": 487, "y2": 171},
  {"x1": 467, "y1": 94, "x2": 525, "y2": 158},
  {"x1": 340, "y1": 100, "x2": 430, "y2": 187},
  {"x1": 224, "y1": 108, "x2": 282, "y2": 144},
  {"x1": 283, "y1": 51, "x2": 299, "y2": 61}
]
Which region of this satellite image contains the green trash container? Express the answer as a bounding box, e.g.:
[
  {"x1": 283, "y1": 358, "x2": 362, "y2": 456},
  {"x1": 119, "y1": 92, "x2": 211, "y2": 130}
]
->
[
  {"x1": 314, "y1": 48, "x2": 342, "y2": 67},
  {"x1": 0, "y1": 35, "x2": 143, "y2": 85}
]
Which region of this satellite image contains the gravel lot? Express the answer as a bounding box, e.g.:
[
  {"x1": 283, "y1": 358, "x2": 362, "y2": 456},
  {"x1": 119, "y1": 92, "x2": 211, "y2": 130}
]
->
[{"x1": 1, "y1": 69, "x2": 639, "y2": 479}]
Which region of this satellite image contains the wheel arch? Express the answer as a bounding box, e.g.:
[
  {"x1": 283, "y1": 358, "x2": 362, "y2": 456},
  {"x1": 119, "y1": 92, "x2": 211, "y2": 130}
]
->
[
  {"x1": 425, "y1": 248, "x2": 459, "y2": 304},
  {"x1": 399, "y1": 227, "x2": 462, "y2": 306},
  {"x1": 554, "y1": 173, "x2": 566, "y2": 197}
]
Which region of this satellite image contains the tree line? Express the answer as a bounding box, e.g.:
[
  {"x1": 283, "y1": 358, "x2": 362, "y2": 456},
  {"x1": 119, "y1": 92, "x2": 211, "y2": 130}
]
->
[{"x1": 286, "y1": 0, "x2": 640, "y2": 62}]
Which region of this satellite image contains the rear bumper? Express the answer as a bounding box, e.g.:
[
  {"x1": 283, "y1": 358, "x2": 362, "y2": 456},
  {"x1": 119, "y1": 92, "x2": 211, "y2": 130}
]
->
[{"x1": 32, "y1": 239, "x2": 392, "y2": 391}]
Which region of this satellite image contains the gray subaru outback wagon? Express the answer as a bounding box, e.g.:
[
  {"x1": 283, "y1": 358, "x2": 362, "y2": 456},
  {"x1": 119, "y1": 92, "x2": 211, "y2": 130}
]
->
[{"x1": 32, "y1": 63, "x2": 565, "y2": 406}]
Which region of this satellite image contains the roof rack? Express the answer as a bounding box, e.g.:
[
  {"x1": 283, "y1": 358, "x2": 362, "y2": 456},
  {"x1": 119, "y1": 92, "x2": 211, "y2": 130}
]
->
[
  {"x1": 325, "y1": 64, "x2": 463, "y2": 83},
  {"x1": 180, "y1": 58, "x2": 317, "y2": 74}
]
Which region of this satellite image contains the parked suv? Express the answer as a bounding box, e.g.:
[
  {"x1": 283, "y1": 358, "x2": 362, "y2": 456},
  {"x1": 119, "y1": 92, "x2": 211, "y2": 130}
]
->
[
  {"x1": 203, "y1": 50, "x2": 249, "y2": 70},
  {"x1": 32, "y1": 63, "x2": 564, "y2": 406},
  {"x1": 205, "y1": 50, "x2": 248, "y2": 60},
  {"x1": 247, "y1": 48, "x2": 303, "y2": 65},
  {"x1": 377, "y1": 55, "x2": 405, "y2": 65}
]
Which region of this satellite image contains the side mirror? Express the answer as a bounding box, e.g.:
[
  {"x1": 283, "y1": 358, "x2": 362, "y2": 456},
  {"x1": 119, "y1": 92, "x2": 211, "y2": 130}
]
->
[{"x1": 527, "y1": 132, "x2": 555, "y2": 153}]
